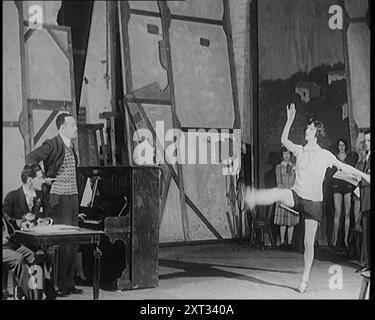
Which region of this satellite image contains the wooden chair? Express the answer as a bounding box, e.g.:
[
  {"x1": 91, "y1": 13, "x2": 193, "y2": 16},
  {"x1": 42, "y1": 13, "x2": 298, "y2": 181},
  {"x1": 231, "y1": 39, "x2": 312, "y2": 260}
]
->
[{"x1": 248, "y1": 204, "x2": 275, "y2": 250}]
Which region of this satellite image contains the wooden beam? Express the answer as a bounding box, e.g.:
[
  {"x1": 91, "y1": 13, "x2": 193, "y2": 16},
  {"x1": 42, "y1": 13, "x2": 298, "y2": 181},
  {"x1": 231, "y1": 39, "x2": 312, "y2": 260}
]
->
[
  {"x1": 125, "y1": 96, "x2": 171, "y2": 106},
  {"x1": 222, "y1": 0, "x2": 241, "y2": 129},
  {"x1": 129, "y1": 8, "x2": 223, "y2": 25},
  {"x1": 158, "y1": 0, "x2": 191, "y2": 242},
  {"x1": 118, "y1": 1, "x2": 133, "y2": 93},
  {"x1": 108, "y1": 1, "x2": 118, "y2": 116},
  {"x1": 17, "y1": 3, "x2": 33, "y2": 157},
  {"x1": 3, "y1": 121, "x2": 20, "y2": 128},
  {"x1": 24, "y1": 28, "x2": 36, "y2": 42},
  {"x1": 125, "y1": 82, "x2": 171, "y2": 105},
  {"x1": 349, "y1": 17, "x2": 366, "y2": 23},
  {"x1": 159, "y1": 169, "x2": 172, "y2": 224},
  {"x1": 99, "y1": 111, "x2": 115, "y2": 119},
  {"x1": 67, "y1": 28, "x2": 77, "y2": 117},
  {"x1": 250, "y1": 0, "x2": 259, "y2": 188},
  {"x1": 122, "y1": 100, "x2": 133, "y2": 166},
  {"x1": 34, "y1": 110, "x2": 58, "y2": 144},
  {"x1": 340, "y1": 0, "x2": 358, "y2": 150},
  {"x1": 28, "y1": 99, "x2": 72, "y2": 111},
  {"x1": 23, "y1": 20, "x2": 71, "y2": 32},
  {"x1": 358, "y1": 127, "x2": 370, "y2": 133}
]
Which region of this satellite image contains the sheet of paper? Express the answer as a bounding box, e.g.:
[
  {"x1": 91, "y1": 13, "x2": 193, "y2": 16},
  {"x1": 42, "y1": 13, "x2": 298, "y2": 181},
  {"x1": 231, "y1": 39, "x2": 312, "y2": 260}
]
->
[
  {"x1": 27, "y1": 224, "x2": 80, "y2": 233},
  {"x1": 80, "y1": 178, "x2": 93, "y2": 207},
  {"x1": 333, "y1": 170, "x2": 360, "y2": 186},
  {"x1": 353, "y1": 186, "x2": 360, "y2": 198},
  {"x1": 280, "y1": 204, "x2": 299, "y2": 215}
]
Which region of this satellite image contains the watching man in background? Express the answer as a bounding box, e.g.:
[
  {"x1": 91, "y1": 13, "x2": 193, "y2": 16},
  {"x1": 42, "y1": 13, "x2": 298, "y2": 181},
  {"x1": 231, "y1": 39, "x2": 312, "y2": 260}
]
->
[
  {"x1": 26, "y1": 112, "x2": 83, "y2": 296},
  {"x1": 2, "y1": 164, "x2": 55, "y2": 299}
]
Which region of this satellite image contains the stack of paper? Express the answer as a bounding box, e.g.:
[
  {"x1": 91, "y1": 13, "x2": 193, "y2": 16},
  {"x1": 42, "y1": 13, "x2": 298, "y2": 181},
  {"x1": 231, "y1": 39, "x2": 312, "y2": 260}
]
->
[{"x1": 29, "y1": 224, "x2": 80, "y2": 233}]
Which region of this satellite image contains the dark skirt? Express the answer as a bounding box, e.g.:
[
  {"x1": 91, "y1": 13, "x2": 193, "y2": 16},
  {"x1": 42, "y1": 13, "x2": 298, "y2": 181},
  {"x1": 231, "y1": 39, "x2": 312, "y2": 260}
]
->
[{"x1": 292, "y1": 190, "x2": 322, "y2": 222}]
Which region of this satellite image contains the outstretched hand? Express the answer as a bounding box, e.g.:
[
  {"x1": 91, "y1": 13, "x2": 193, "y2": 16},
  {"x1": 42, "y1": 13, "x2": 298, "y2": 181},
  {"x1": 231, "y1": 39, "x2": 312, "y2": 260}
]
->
[{"x1": 286, "y1": 103, "x2": 296, "y2": 123}]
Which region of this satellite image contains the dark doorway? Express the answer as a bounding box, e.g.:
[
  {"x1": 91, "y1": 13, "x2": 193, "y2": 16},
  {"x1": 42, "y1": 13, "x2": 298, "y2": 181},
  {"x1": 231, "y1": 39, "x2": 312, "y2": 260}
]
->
[{"x1": 57, "y1": 1, "x2": 94, "y2": 110}]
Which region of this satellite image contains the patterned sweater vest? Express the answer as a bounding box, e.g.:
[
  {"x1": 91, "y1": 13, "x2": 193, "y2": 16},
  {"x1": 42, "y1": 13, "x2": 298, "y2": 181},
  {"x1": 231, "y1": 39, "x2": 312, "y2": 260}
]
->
[{"x1": 50, "y1": 145, "x2": 78, "y2": 195}]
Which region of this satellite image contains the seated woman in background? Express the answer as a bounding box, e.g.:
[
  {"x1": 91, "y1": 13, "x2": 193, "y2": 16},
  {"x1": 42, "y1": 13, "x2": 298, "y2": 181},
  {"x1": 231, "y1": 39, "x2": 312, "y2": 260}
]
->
[
  {"x1": 330, "y1": 138, "x2": 355, "y2": 248},
  {"x1": 274, "y1": 146, "x2": 299, "y2": 248},
  {"x1": 352, "y1": 141, "x2": 367, "y2": 232}
]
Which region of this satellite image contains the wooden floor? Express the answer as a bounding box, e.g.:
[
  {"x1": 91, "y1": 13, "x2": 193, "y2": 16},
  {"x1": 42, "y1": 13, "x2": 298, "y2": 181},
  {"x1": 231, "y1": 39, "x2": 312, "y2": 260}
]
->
[{"x1": 5, "y1": 242, "x2": 366, "y2": 300}]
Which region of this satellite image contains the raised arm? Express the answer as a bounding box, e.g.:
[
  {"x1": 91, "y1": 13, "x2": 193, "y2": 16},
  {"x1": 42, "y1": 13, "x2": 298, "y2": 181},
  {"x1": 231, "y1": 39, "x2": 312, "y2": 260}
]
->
[
  {"x1": 281, "y1": 103, "x2": 300, "y2": 154},
  {"x1": 333, "y1": 158, "x2": 370, "y2": 184}
]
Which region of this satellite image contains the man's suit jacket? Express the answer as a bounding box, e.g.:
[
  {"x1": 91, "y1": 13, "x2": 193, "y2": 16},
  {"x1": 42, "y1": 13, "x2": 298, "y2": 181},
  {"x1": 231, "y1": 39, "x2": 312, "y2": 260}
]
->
[
  {"x1": 3, "y1": 186, "x2": 47, "y2": 223},
  {"x1": 360, "y1": 154, "x2": 371, "y2": 212},
  {"x1": 26, "y1": 135, "x2": 78, "y2": 179}
]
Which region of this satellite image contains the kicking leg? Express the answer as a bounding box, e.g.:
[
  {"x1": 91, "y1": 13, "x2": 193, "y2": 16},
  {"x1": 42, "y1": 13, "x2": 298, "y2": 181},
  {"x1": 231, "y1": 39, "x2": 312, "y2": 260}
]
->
[{"x1": 245, "y1": 187, "x2": 294, "y2": 209}]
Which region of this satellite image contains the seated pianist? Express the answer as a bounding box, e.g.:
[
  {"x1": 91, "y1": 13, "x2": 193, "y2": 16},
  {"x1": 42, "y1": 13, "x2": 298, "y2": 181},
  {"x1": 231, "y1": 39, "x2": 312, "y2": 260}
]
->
[{"x1": 2, "y1": 164, "x2": 56, "y2": 299}]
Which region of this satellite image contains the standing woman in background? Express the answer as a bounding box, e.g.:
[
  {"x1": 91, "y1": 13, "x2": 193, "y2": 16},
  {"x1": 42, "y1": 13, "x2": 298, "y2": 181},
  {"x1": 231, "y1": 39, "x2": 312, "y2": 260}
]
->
[
  {"x1": 330, "y1": 138, "x2": 355, "y2": 248},
  {"x1": 274, "y1": 146, "x2": 299, "y2": 248},
  {"x1": 352, "y1": 141, "x2": 367, "y2": 232}
]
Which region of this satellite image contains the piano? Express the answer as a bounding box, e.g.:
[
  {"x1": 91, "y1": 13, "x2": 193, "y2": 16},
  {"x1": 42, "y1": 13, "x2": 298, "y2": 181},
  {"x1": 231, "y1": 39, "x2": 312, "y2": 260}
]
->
[{"x1": 77, "y1": 166, "x2": 160, "y2": 290}]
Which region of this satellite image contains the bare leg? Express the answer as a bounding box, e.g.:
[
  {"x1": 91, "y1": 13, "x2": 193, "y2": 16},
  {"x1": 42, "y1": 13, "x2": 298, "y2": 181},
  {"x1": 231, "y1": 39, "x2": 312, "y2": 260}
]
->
[
  {"x1": 287, "y1": 226, "x2": 294, "y2": 245},
  {"x1": 299, "y1": 219, "x2": 318, "y2": 292},
  {"x1": 245, "y1": 187, "x2": 294, "y2": 209},
  {"x1": 280, "y1": 226, "x2": 286, "y2": 245},
  {"x1": 343, "y1": 193, "x2": 351, "y2": 247},
  {"x1": 353, "y1": 199, "x2": 362, "y2": 231},
  {"x1": 331, "y1": 193, "x2": 342, "y2": 246}
]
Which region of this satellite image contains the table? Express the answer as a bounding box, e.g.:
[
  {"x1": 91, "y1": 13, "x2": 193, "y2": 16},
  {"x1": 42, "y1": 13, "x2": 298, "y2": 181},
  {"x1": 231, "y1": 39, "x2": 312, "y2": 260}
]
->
[{"x1": 14, "y1": 227, "x2": 104, "y2": 300}]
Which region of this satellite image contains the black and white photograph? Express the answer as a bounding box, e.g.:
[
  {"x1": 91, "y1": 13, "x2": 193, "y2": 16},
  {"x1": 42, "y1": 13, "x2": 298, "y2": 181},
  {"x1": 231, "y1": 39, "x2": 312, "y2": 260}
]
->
[{"x1": 2, "y1": 0, "x2": 371, "y2": 305}]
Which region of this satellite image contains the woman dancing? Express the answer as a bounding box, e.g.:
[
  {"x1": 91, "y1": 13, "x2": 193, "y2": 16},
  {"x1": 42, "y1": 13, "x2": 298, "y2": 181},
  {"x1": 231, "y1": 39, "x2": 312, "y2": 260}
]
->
[{"x1": 245, "y1": 103, "x2": 370, "y2": 293}]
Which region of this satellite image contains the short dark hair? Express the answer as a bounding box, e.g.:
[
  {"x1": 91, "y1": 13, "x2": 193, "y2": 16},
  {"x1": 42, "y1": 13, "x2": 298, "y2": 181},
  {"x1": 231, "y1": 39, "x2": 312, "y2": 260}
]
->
[
  {"x1": 358, "y1": 140, "x2": 367, "y2": 151},
  {"x1": 280, "y1": 146, "x2": 291, "y2": 156},
  {"x1": 364, "y1": 129, "x2": 370, "y2": 136},
  {"x1": 305, "y1": 119, "x2": 325, "y2": 143},
  {"x1": 21, "y1": 164, "x2": 42, "y2": 183},
  {"x1": 337, "y1": 138, "x2": 348, "y2": 150},
  {"x1": 56, "y1": 113, "x2": 73, "y2": 130}
]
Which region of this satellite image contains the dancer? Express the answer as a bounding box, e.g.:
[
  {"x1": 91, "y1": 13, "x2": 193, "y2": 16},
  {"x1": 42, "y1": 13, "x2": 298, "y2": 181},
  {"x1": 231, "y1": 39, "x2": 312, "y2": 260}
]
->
[{"x1": 245, "y1": 103, "x2": 370, "y2": 293}]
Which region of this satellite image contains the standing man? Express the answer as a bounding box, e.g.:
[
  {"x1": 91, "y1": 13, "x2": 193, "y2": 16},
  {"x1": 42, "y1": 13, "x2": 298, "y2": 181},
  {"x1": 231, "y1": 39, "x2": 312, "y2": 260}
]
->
[
  {"x1": 357, "y1": 130, "x2": 371, "y2": 273},
  {"x1": 26, "y1": 113, "x2": 83, "y2": 295}
]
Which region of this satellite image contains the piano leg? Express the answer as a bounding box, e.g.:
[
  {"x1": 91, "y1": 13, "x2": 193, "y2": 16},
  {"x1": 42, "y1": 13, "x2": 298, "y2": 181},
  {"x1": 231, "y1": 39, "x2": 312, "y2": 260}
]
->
[{"x1": 92, "y1": 241, "x2": 102, "y2": 300}]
